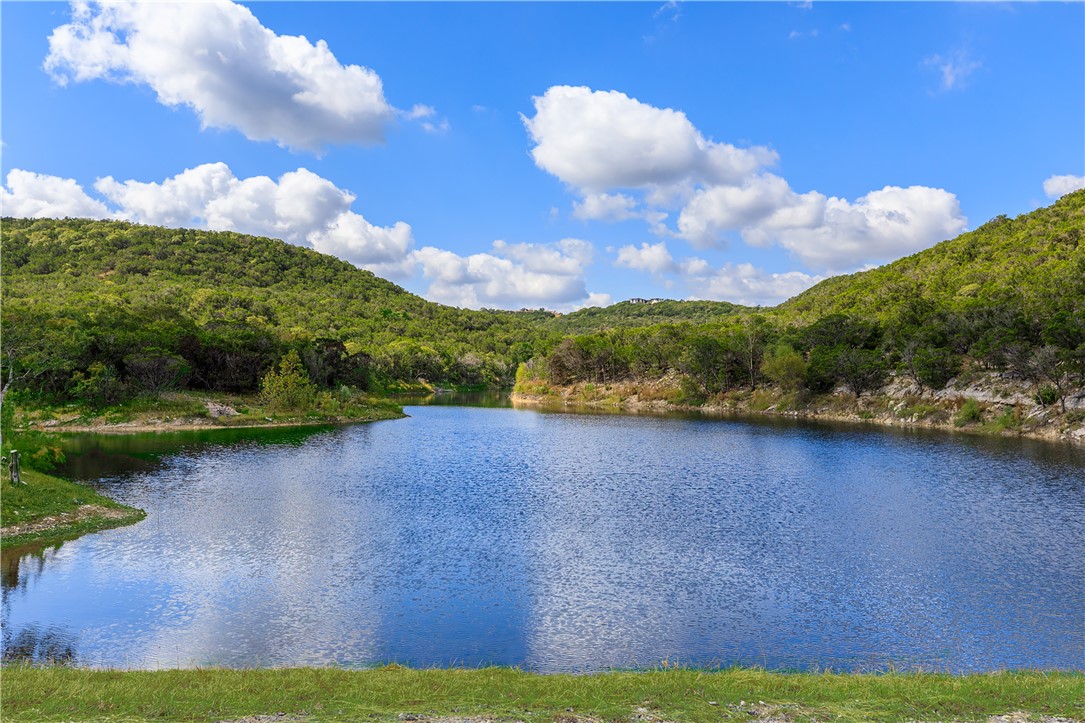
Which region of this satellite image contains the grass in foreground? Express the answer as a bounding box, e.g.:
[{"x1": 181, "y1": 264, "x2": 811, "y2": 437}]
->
[
  {"x1": 1, "y1": 666, "x2": 1082, "y2": 722},
  {"x1": 0, "y1": 468, "x2": 146, "y2": 547}
]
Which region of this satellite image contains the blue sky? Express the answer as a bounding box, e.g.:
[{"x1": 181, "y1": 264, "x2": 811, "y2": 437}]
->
[{"x1": 2, "y1": 1, "x2": 1083, "y2": 310}]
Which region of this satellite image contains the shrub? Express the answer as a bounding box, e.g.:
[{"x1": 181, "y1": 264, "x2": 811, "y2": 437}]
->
[
  {"x1": 955, "y1": 399, "x2": 984, "y2": 426},
  {"x1": 761, "y1": 344, "x2": 807, "y2": 391},
  {"x1": 70, "y1": 362, "x2": 127, "y2": 409},
  {"x1": 259, "y1": 350, "x2": 316, "y2": 412},
  {"x1": 1033, "y1": 385, "x2": 1059, "y2": 407}
]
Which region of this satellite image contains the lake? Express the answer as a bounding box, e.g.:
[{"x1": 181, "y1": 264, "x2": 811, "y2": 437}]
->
[{"x1": 3, "y1": 401, "x2": 1084, "y2": 672}]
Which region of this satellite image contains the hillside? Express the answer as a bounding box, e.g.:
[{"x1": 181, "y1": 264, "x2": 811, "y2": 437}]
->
[
  {"x1": 515, "y1": 193, "x2": 1085, "y2": 434},
  {"x1": 547, "y1": 298, "x2": 745, "y2": 333},
  {"x1": 0, "y1": 217, "x2": 554, "y2": 395},
  {"x1": 780, "y1": 189, "x2": 1085, "y2": 322},
  {"x1": 2, "y1": 192, "x2": 1083, "y2": 413}
]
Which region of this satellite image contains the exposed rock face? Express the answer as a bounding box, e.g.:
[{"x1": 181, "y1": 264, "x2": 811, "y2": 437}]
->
[{"x1": 514, "y1": 370, "x2": 1085, "y2": 444}]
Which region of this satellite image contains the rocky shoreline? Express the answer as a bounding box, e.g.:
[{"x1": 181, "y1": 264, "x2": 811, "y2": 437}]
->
[{"x1": 513, "y1": 371, "x2": 1085, "y2": 445}]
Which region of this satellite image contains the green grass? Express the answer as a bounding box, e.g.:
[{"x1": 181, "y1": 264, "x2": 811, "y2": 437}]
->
[
  {"x1": 1, "y1": 666, "x2": 1081, "y2": 722},
  {"x1": 1, "y1": 468, "x2": 146, "y2": 547},
  {"x1": 12, "y1": 390, "x2": 405, "y2": 432}
]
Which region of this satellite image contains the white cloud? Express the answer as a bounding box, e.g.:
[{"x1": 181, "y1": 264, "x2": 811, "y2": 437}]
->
[
  {"x1": 0, "y1": 168, "x2": 113, "y2": 219},
  {"x1": 677, "y1": 177, "x2": 964, "y2": 271},
  {"x1": 614, "y1": 241, "x2": 677, "y2": 275},
  {"x1": 1043, "y1": 174, "x2": 1085, "y2": 199},
  {"x1": 679, "y1": 178, "x2": 966, "y2": 272},
  {"x1": 613, "y1": 240, "x2": 822, "y2": 306},
  {"x1": 421, "y1": 118, "x2": 451, "y2": 134},
  {"x1": 523, "y1": 85, "x2": 776, "y2": 192},
  {"x1": 677, "y1": 174, "x2": 801, "y2": 248},
  {"x1": 412, "y1": 238, "x2": 600, "y2": 310},
  {"x1": 405, "y1": 104, "x2": 435, "y2": 120},
  {"x1": 924, "y1": 50, "x2": 982, "y2": 92},
  {"x1": 747, "y1": 185, "x2": 966, "y2": 271},
  {"x1": 45, "y1": 0, "x2": 397, "y2": 152},
  {"x1": 685, "y1": 262, "x2": 823, "y2": 306},
  {"x1": 309, "y1": 210, "x2": 414, "y2": 268},
  {"x1": 525, "y1": 85, "x2": 964, "y2": 272},
  {"x1": 573, "y1": 192, "x2": 640, "y2": 222},
  {"x1": 4, "y1": 164, "x2": 415, "y2": 273}
]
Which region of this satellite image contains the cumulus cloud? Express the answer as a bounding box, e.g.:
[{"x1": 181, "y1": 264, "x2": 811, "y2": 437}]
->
[
  {"x1": 679, "y1": 178, "x2": 966, "y2": 270},
  {"x1": 523, "y1": 86, "x2": 776, "y2": 192},
  {"x1": 747, "y1": 185, "x2": 965, "y2": 270},
  {"x1": 614, "y1": 241, "x2": 677, "y2": 275},
  {"x1": 526, "y1": 84, "x2": 966, "y2": 273},
  {"x1": 3, "y1": 164, "x2": 414, "y2": 273},
  {"x1": 613, "y1": 240, "x2": 821, "y2": 306},
  {"x1": 412, "y1": 238, "x2": 601, "y2": 310},
  {"x1": 572, "y1": 193, "x2": 669, "y2": 232},
  {"x1": 573, "y1": 193, "x2": 640, "y2": 222},
  {"x1": 45, "y1": 0, "x2": 399, "y2": 151},
  {"x1": 0, "y1": 168, "x2": 113, "y2": 219},
  {"x1": 677, "y1": 174, "x2": 800, "y2": 248},
  {"x1": 685, "y1": 262, "x2": 823, "y2": 306},
  {"x1": 1043, "y1": 174, "x2": 1085, "y2": 199}
]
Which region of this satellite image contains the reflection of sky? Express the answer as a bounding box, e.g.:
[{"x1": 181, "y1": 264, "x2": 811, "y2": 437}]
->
[{"x1": 3, "y1": 409, "x2": 1084, "y2": 671}]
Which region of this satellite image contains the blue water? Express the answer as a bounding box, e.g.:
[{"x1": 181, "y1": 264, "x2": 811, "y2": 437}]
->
[{"x1": 3, "y1": 404, "x2": 1083, "y2": 671}]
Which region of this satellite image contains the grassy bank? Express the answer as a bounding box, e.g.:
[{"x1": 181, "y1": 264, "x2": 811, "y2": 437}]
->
[
  {"x1": 11, "y1": 389, "x2": 406, "y2": 434},
  {"x1": 0, "y1": 468, "x2": 146, "y2": 547},
  {"x1": 1, "y1": 666, "x2": 1082, "y2": 722}
]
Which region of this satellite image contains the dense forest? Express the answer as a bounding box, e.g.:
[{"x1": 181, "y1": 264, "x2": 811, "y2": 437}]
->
[{"x1": 2, "y1": 190, "x2": 1083, "y2": 411}]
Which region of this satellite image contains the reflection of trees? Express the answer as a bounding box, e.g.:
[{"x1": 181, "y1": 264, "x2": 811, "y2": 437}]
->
[
  {"x1": 2, "y1": 624, "x2": 76, "y2": 664},
  {"x1": 1, "y1": 545, "x2": 53, "y2": 596}
]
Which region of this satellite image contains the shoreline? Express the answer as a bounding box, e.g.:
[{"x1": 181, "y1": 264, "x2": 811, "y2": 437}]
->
[
  {"x1": 0, "y1": 469, "x2": 147, "y2": 548},
  {"x1": 511, "y1": 376, "x2": 1085, "y2": 446},
  {"x1": 28, "y1": 416, "x2": 396, "y2": 435}
]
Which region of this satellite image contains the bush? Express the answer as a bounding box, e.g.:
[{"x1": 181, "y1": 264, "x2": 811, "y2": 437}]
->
[
  {"x1": 1033, "y1": 385, "x2": 1059, "y2": 407},
  {"x1": 70, "y1": 362, "x2": 127, "y2": 409},
  {"x1": 761, "y1": 344, "x2": 807, "y2": 391},
  {"x1": 123, "y1": 348, "x2": 190, "y2": 393},
  {"x1": 955, "y1": 399, "x2": 984, "y2": 426},
  {"x1": 259, "y1": 350, "x2": 316, "y2": 412}
]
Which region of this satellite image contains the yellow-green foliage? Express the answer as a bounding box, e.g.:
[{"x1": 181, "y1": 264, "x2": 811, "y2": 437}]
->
[
  {"x1": 761, "y1": 343, "x2": 808, "y2": 391},
  {"x1": 955, "y1": 398, "x2": 985, "y2": 426},
  {"x1": 259, "y1": 350, "x2": 316, "y2": 411}
]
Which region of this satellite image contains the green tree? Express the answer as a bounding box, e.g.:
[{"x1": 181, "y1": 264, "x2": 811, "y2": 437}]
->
[
  {"x1": 761, "y1": 343, "x2": 807, "y2": 391},
  {"x1": 259, "y1": 350, "x2": 316, "y2": 412}
]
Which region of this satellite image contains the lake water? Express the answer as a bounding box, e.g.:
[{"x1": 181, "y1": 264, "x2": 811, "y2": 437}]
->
[{"x1": 3, "y1": 402, "x2": 1084, "y2": 672}]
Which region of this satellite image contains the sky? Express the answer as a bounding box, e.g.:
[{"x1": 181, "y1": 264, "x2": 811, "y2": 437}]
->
[{"x1": 2, "y1": 1, "x2": 1083, "y2": 311}]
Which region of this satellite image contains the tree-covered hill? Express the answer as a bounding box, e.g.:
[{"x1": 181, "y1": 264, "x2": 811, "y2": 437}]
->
[
  {"x1": 546, "y1": 299, "x2": 745, "y2": 333},
  {"x1": 780, "y1": 189, "x2": 1085, "y2": 323},
  {"x1": 0, "y1": 218, "x2": 557, "y2": 398},
  {"x1": 516, "y1": 192, "x2": 1085, "y2": 413},
  {"x1": 3, "y1": 191, "x2": 1083, "y2": 409}
]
